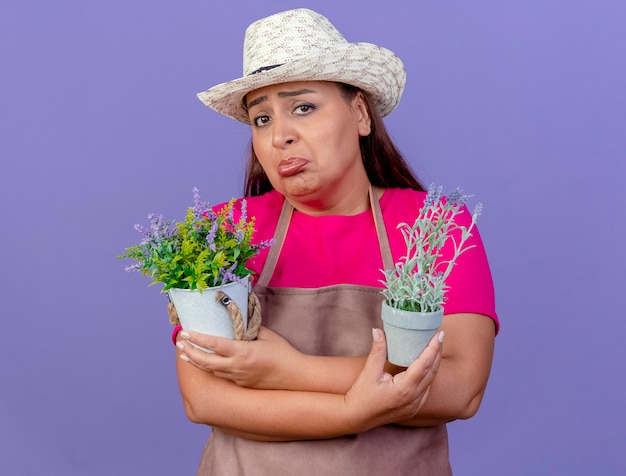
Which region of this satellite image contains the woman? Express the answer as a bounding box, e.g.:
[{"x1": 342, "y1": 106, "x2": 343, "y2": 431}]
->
[{"x1": 174, "y1": 9, "x2": 498, "y2": 475}]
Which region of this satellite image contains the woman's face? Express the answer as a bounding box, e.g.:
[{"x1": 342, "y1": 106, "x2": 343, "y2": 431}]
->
[{"x1": 246, "y1": 81, "x2": 371, "y2": 213}]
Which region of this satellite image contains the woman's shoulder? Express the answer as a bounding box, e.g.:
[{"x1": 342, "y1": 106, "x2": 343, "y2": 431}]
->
[
  {"x1": 216, "y1": 190, "x2": 283, "y2": 217},
  {"x1": 233, "y1": 190, "x2": 284, "y2": 241},
  {"x1": 381, "y1": 186, "x2": 427, "y2": 201},
  {"x1": 237, "y1": 189, "x2": 284, "y2": 209},
  {"x1": 382, "y1": 186, "x2": 480, "y2": 234},
  {"x1": 380, "y1": 187, "x2": 427, "y2": 217}
]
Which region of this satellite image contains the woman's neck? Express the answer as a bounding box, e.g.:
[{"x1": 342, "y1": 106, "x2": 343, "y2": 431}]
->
[{"x1": 285, "y1": 184, "x2": 383, "y2": 217}]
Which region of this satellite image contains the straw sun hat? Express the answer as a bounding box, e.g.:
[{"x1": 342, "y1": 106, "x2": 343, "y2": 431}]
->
[{"x1": 197, "y1": 8, "x2": 406, "y2": 124}]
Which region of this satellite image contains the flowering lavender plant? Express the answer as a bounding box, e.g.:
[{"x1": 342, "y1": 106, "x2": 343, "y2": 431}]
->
[
  {"x1": 119, "y1": 188, "x2": 272, "y2": 292},
  {"x1": 380, "y1": 184, "x2": 482, "y2": 313}
]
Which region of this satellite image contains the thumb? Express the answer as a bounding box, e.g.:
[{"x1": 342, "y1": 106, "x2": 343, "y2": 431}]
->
[{"x1": 360, "y1": 328, "x2": 389, "y2": 381}]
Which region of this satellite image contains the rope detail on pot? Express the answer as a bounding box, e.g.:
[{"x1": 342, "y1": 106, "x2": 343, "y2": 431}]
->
[
  {"x1": 215, "y1": 291, "x2": 262, "y2": 341},
  {"x1": 167, "y1": 292, "x2": 262, "y2": 341}
]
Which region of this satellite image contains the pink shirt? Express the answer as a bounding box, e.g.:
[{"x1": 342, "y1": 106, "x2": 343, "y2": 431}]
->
[{"x1": 234, "y1": 188, "x2": 498, "y2": 331}]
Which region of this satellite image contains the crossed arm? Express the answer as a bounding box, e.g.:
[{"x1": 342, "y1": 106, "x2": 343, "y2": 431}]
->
[{"x1": 175, "y1": 313, "x2": 494, "y2": 441}]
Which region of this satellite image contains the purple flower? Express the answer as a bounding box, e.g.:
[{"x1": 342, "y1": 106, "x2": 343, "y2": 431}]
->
[
  {"x1": 240, "y1": 199, "x2": 248, "y2": 223},
  {"x1": 446, "y1": 187, "x2": 470, "y2": 206},
  {"x1": 235, "y1": 228, "x2": 244, "y2": 244},
  {"x1": 192, "y1": 187, "x2": 201, "y2": 207},
  {"x1": 261, "y1": 238, "x2": 274, "y2": 249},
  {"x1": 206, "y1": 220, "x2": 219, "y2": 252},
  {"x1": 473, "y1": 202, "x2": 483, "y2": 217},
  {"x1": 120, "y1": 187, "x2": 267, "y2": 291},
  {"x1": 149, "y1": 214, "x2": 163, "y2": 240},
  {"x1": 217, "y1": 262, "x2": 243, "y2": 286},
  {"x1": 193, "y1": 187, "x2": 213, "y2": 221},
  {"x1": 424, "y1": 183, "x2": 443, "y2": 207}
]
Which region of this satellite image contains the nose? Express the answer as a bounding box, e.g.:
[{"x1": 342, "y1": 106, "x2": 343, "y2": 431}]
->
[{"x1": 271, "y1": 113, "x2": 296, "y2": 149}]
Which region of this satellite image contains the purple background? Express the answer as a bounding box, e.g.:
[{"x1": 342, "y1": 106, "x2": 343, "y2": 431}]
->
[{"x1": 1, "y1": 1, "x2": 625, "y2": 474}]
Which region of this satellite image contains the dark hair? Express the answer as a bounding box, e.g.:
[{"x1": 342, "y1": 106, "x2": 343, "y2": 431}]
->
[{"x1": 243, "y1": 82, "x2": 425, "y2": 197}]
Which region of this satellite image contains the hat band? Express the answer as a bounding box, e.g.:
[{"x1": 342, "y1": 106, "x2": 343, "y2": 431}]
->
[{"x1": 248, "y1": 64, "x2": 283, "y2": 76}]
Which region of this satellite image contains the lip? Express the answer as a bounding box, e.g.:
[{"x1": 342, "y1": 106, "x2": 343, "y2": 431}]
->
[{"x1": 277, "y1": 157, "x2": 308, "y2": 177}]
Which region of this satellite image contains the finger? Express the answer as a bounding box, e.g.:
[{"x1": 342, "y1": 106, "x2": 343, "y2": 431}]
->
[
  {"x1": 176, "y1": 340, "x2": 221, "y2": 373},
  {"x1": 405, "y1": 331, "x2": 444, "y2": 380},
  {"x1": 176, "y1": 342, "x2": 196, "y2": 368},
  {"x1": 359, "y1": 328, "x2": 389, "y2": 382},
  {"x1": 178, "y1": 352, "x2": 214, "y2": 376},
  {"x1": 179, "y1": 330, "x2": 235, "y2": 357},
  {"x1": 177, "y1": 349, "x2": 192, "y2": 365},
  {"x1": 431, "y1": 331, "x2": 444, "y2": 374}
]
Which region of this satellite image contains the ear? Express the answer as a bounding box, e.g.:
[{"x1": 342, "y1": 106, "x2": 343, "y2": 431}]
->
[{"x1": 354, "y1": 92, "x2": 372, "y2": 137}]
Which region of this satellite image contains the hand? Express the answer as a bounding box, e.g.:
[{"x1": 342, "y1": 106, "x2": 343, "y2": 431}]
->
[
  {"x1": 344, "y1": 328, "x2": 444, "y2": 432},
  {"x1": 176, "y1": 326, "x2": 304, "y2": 390}
]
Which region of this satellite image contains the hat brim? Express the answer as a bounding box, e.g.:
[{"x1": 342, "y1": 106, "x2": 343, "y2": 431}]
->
[{"x1": 197, "y1": 42, "x2": 405, "y2": 123}]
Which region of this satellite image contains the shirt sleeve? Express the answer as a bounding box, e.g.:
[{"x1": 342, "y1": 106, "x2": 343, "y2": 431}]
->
[{"x1": 437, "y1": 204, "x2": 499, "y2": 333}]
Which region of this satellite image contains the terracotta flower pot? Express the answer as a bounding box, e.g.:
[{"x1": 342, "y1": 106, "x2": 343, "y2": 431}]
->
[{"x1": 381, "y1": 302, "x2": 443, "y2": 367}]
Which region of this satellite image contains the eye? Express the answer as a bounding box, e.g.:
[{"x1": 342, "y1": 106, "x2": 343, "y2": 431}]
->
[
  {"x1": 294, "y1": 103, "x2": 315, "y2": 115},
  {"x1": 253, "y1": 115, "x2": 271, "y2": 127}
]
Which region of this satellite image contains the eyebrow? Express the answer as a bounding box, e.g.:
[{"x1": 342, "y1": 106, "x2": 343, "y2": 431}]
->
[{"x1": 246, "y1": 88, "x2": 316, "y2": 109}]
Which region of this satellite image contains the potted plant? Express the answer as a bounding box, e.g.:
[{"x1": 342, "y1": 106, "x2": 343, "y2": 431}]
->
[
  {"x1": 119, "y1": 188, "x2": 272, "y2": 344},
  {"x1": 379, "y1": 184, "x2": 482, "y2": 366}
]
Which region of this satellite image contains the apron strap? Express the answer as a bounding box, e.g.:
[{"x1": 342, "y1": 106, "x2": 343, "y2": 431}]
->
[
  {"x1": 256, "y1": 197, "x2": 293, "y2": 288},
  {"x1": 257, "y1": 185, "x2": 394, "y2": 287},
  {"x1": 370, "y1": 186, "x2": 395, "y2": 272}
]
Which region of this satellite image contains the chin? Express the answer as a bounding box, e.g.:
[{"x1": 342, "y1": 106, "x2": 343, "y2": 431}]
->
[{"x1": 280, "y1": 179, "x2": 319, "y2": 199}]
